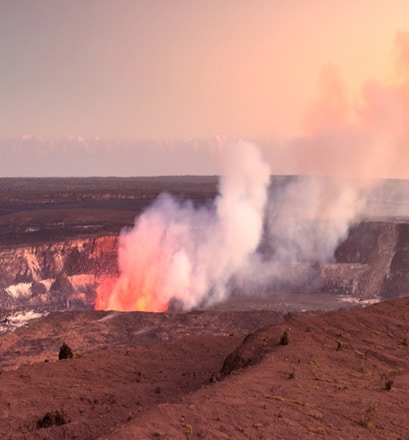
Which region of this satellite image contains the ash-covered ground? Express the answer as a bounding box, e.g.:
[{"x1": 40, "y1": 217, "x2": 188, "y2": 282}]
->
[
  {"x1": 0, "y1": 175, "x2": 408, "y2": 312},
  {"x1": 0, "y1": 176, "x2": 409, "y2": 438}
]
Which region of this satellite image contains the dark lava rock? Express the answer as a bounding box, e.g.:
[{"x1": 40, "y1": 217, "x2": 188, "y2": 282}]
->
[{"x1": 59, "y1": 342, "x2": 74, "y2": 360}]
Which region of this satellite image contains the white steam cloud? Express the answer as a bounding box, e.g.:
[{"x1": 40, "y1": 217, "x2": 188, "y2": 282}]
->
[
  {"x1": 235, "y1": 175, "x2": 370, "y2": 294},
  {"x1": 101, "y1": 140, "x2": 371, "y2": 311},
  {"x1": 264, "y1": 176, "x2": 367, "y2": 263},
  {"x1": 96, "y1": 31, "x2": 409, "y2": 311},
  {"x1": 104, "y1": 141, "x2": 271, "y2": 311}
]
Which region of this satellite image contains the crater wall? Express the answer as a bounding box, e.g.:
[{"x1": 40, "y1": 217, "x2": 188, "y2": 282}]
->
[
  {"x1": 0, "y1": 236, "x2": 118, "y2": 309},
  {"x1": 0, "y1": 220, "x2": 408, "y2": 310}
]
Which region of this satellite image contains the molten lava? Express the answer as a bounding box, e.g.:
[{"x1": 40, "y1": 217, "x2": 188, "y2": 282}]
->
[
  {"x1": 94, "y1": 142, "x2": 271, "y2": 313},
  {"x1": 95, "y1": 276, "x2": 168, "y2": 312}
]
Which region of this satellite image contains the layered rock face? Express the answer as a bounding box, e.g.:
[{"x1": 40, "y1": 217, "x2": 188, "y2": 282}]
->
[
  {"x1": 324, "y1": 221, "x2": 403, "y2": 299},
  {"x1": 252, "y1": 220, "x2": 407, "y2": 301},
  {"x1": 0, "y1": 236, "x2": 118, "y2": 309},
  {"x1": 0, "y1": 219, "x2": 408, "y2": 310},
  {"x1": 0, "y1": 176, "x2": 219, "y2": 310}
]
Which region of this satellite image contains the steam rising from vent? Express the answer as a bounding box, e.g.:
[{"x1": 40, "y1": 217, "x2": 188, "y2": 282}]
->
[
  {"x1": 95, "y1": 140, "x2": 375, "y2": 312},
  {"x1": 96, "y1": 32, "x2": 409, "y2": 312},
  {"x1": 265, "y1": 176, "x2": 367, "y2": 263},
  {"x1": 95, "y1": 141, "x2": 271, "y2": 311},
  {"x1": 234, "y1": 175, "x2": 370, "y2": 294}
]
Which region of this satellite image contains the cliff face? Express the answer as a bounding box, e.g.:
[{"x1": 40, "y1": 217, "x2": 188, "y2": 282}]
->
[
  {"x1": 0, "y1": 236, "x2": 118, "y2": 309},
  {"x1": 0, "y1": 220, "x2": 408, "y2": 310},
  {"x1": 327, "y1": 220, "x2": 403, "y2": 299},
  {"x1": 381, "y1": 223, "x2": 409, "y2": 297}
]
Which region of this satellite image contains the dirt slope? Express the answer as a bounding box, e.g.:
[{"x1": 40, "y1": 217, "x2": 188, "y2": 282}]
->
[
  {"x1": 102, "y1": 297, "x2": 409, "y2": 440},
  {"x1": 0, "y1": 298, "x2": 409, "y2": 438}
]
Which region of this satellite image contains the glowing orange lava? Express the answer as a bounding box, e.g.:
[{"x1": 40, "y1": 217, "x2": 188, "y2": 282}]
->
[
  {"x1": 95, "y1": 276, "x2": 168, "y2": 312},
  {"x1": 94, "y1": 277, "x2": 116, "y2": 311}
]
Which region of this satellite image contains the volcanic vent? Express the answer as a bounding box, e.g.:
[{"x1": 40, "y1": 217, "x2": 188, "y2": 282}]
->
[{"x1": 1, "y1": 163, "x2": 409, "y2": 311}]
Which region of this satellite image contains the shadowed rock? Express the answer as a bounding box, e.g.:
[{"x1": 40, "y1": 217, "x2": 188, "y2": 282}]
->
[{"x1": 59, "y1": 342, "x2": 74, "y2": 360}]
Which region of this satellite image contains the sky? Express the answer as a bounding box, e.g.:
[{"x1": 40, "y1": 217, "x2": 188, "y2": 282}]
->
[{"x1": 1, "y1": 0, "x2": 409, "y2": 176}]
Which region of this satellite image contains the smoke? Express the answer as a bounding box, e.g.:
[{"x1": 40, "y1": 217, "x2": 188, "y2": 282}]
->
[
  {"x1": 95, "y1": 142, "x2": 373, "y2": 312},
  {"x1": 95, "y1": 31, "x2": 409, "y2": 311},
  {"x1": 232, "y1": 174, "x2": 370, "y2": 294},
  {"x1": 293, "y1": 31, "x2": 409, "y2": 180},
  {"x1": 96, "y1": 141, "x2": 271, "y2": 311},
  {"x1": 265, "y1": 176, "x2": 367, "y2": 263}
]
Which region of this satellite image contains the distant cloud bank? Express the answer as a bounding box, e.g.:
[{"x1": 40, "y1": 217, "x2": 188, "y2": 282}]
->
[{"x1": 0, "y1": 137, "x2": 219, "y2": 177}]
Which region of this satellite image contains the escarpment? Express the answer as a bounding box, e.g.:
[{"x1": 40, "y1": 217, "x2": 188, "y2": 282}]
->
[
  {"x1": 0, "y1": 219, "x2": 408, "y2": 310},
  {"x1": 0, "y1": 236, "x2": 118, "y2": 309}
]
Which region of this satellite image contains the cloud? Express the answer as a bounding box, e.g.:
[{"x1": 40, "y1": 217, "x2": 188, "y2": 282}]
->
[
  {"x1": 95, "y1": 140, "x2": 271, "y2": 311},
  {"x1": 0, "y1": 137, "x2": 218, "y2": 177},
  {"x1": 275, "y1": 31, "x2": 409, "y2": 180}
]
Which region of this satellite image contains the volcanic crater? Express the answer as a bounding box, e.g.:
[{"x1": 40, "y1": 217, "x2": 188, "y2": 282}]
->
[{"x1": 1, "y1": 176, "x2": 409, "y2": 439}]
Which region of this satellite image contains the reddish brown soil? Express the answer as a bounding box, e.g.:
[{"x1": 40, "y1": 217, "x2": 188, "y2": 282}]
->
[
  {"x1": 1, "y1": 177, "x2": 409, "y2": 438},
  {"x1": 1, "y1": 297, "x2": 409, "y2": 439}
]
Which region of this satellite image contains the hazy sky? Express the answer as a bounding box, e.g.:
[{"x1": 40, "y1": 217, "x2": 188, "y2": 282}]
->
[{"x1": 1, "y1": 0, "x2": 409, "y2": 176}]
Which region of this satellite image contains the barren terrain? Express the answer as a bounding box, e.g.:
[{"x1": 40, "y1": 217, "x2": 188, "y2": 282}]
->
[
  {"x1": 1, "y1": 298, "x2": 409, "y2": 439},
  {"x1": 0, "y1": 177, "x2": 408, "y2": 439}
]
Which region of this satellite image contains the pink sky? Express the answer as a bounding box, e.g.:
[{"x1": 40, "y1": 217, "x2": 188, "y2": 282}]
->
[{"x1": 1, "y1": 1, "x2": 409, "y2": 176}]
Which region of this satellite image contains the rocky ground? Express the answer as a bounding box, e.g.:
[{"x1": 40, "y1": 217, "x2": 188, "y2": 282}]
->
[
  {"x1": 0, "y1": 177, "x2": 409, "y2": 438},
  {"x1": 0, "y1": 176, "x2": 409, "y2": 311},
  {"x1": 0, "y1": 297, "x2": 408, "y2": 439}
]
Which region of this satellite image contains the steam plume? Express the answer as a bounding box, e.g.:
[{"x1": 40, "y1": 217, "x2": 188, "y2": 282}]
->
[
  {"x1": 96, "y1": 32, "x2": 409, "y2": 311},
  {"x1": 96, "y1": 141, "x2": 270, "y2": 311},
  {"x1": 293, "y1": 31, "x2": 409, "y2": 180}
]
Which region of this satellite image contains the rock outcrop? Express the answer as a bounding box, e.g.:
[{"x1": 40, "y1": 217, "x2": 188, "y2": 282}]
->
[
  {"x1": 0, "y1": 236, "x2": 117, "y2": 309},
  {"x1": 0, "y1": 219, "x2": 408, "y2": 310},
  {"x1": 328, "y1": 221, "x2": 403, "y2": 300}
]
